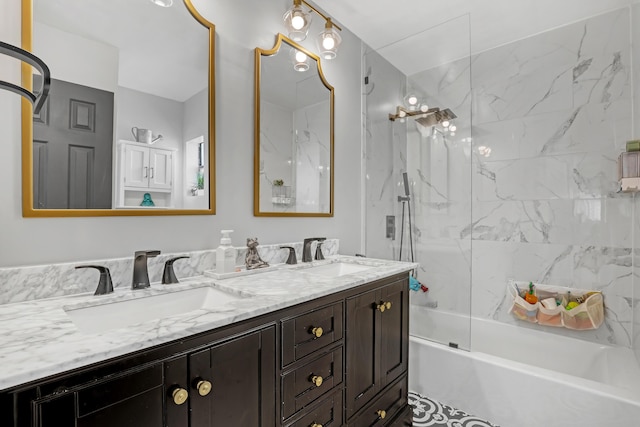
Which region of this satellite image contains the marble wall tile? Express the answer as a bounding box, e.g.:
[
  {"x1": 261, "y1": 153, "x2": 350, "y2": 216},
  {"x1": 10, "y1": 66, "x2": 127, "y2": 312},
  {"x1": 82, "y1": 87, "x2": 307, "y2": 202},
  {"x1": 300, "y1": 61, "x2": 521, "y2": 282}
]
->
[
  {"x1": 0, "y1": 239, "x2": 339, "y2": 306},
  {"x1": 363, "y1": 7, "x2": 635, "y2": 350},
  {"x1": 472, "y1": 240, "x2": 632, "y2": 346},
  {"x1": 469, "y1": 198, "x2": 634, "y2": 248}
]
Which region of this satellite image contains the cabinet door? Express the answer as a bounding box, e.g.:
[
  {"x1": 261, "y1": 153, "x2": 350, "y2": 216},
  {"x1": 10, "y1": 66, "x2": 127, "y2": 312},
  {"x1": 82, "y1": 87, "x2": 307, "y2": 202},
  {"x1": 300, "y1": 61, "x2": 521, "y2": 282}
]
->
[
  {"x1": 345, "y1": 288, "x2": 380, "y2": 419},
  {"x1": 189, "y1": 326, "x2": 276, "y2": 427},
  {"x1": 75, "y1": 364, "x2": 164, "y2": 427},
  {"x1": 379, "y1": 279, "x2": 408, "y2": 389},
  {"x1": 123, "y1": 144, "x2": 150, "y2": 188},
  {"x1": 148, "y1": 149, "x2": 173, "y2": 189}
]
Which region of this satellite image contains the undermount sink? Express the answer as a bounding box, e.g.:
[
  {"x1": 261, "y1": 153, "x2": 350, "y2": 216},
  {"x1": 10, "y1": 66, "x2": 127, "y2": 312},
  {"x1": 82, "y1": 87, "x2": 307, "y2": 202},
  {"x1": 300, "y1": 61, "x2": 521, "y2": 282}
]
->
[
  {"x1": 65, "y1": 286, "x2": 247, "y2": 334},
  {"x1": 297, "y1": 262, "x2": 374, "y2": 277}
]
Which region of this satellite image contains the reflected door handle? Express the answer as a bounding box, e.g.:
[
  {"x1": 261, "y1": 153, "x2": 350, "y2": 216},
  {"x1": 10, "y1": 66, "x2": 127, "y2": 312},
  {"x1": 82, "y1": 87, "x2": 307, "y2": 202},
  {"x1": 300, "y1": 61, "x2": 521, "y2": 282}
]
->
[
  {"x1": 150, "y1": 167, "x2": 154, "y2": 178},
  {"x1": 377, "y1": 409, "x2": 386, "y2": 419}
]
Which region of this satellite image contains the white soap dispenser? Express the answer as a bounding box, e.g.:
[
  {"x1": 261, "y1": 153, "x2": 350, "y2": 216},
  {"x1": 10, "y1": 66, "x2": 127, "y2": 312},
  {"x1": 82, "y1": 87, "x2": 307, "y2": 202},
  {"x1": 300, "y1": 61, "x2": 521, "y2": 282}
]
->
[{"x1": 216, "y1": 230, "x2": 237, "y2": 274}]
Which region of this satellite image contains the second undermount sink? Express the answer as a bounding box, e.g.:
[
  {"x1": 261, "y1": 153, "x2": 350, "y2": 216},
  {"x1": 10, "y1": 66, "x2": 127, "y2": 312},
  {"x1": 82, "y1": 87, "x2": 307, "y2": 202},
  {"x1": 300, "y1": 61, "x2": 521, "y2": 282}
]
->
[
  {"x1": 297, "y1": 262, "x2": 374, "y2": 277},
  {"x1": 65, "y1": 286, "x2": 247, "y2": 334}
]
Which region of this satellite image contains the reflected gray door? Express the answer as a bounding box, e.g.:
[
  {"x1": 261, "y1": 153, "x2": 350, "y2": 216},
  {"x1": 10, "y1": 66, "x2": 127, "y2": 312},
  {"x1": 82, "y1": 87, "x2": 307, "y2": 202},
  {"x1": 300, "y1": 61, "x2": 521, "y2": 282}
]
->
[{"x1": 33, "y1": 78, "x2": 114, "y2": 209}]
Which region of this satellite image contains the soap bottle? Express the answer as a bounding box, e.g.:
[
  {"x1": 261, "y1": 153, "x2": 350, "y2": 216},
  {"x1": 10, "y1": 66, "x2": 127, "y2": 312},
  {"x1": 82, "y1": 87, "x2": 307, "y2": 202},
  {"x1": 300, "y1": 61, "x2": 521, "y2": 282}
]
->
[{"x1": 216, "y1": 230, "x2": 237, "y2": 274}]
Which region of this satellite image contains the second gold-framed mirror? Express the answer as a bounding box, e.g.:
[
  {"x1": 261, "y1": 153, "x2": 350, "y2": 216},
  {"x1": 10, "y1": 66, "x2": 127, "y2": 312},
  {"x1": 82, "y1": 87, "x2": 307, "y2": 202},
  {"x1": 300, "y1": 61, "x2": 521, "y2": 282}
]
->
[
  {"x1": 21, "y1": 0, "x2": 215, "y2": 217},
  {"x1": 254, "y1": 33, "x2": 334, "y2": 217}
]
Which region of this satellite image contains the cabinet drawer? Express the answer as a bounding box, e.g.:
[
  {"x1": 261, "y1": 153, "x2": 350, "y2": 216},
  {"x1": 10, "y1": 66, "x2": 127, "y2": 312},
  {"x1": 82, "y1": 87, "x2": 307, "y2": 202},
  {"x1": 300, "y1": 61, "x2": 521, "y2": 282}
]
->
[
  {"x1": 285, "y1": 389, "x2": 343, "y2": 427},
  {"x1": 282, "y1": 346, "x2": 343, "y2": 420},
  {"x1": 349, "y1": 375, "x2": 407, "y2": 427},
  {"x1": 282, "y1": 302, "x2": 343, "y2": 366}
]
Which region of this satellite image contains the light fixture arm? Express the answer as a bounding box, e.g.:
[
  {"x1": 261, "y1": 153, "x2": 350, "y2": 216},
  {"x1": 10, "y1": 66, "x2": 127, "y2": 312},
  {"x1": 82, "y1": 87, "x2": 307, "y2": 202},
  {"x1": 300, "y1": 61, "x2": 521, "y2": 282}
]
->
[
  {"x1": 0, "y1": 41, "x2": 50, "y2": 114},
  {"x1": 299, "y1": 0, "x2": 342, "y2": 31}
]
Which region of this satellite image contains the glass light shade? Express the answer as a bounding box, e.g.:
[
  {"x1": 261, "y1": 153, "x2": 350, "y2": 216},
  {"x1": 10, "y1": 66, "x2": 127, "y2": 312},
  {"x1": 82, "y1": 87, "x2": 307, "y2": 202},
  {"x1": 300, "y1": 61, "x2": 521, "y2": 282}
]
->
[
  {"x1": 441, "y1": 120, "x2": 450, "y2": 128},
  {"x1": 403, "y1": 93, "x2": 419, "y2": 110},
  {"x1": 316, "y1": 20, "x2": 342, "y2": 59},
  {"x1": 150, "y1": 0, "x2": 173, "y2": 6},
  {"x1": 419, "y1": 104, "x2": 429, "y2": 112},
  {"x1": 283, "y1": 2, "x2": 311, "y2": 41},
  {"x1": 289, "y1": 48, "x2": 309, "y2": 72}
]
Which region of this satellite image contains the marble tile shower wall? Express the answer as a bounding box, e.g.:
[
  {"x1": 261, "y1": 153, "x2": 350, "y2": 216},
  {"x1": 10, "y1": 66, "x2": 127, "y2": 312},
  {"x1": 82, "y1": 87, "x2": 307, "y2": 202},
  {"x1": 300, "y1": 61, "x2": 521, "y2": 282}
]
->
[
  {"x1": 0, "y1": 240, "x2": 339, "y2": 305},
  {"x1": 363, "y1": 7, "x2": 635, "y2": 348},
  {"x1": 470, "y1": 8, "x2": 634, "y2": 346},
  {"x1": 633, "y1": 3, "x2": 640, "y2": 365}
]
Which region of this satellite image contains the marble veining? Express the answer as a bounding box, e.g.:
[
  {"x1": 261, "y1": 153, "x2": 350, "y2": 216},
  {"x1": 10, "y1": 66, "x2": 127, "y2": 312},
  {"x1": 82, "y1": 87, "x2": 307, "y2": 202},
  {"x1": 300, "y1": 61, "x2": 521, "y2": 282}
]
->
[
  {"x1": 0, "y1": 239, "x2": 339, "y2": 306},
  {"x1": 0, "y1": 254, "x2": 415, "y2": 391}
]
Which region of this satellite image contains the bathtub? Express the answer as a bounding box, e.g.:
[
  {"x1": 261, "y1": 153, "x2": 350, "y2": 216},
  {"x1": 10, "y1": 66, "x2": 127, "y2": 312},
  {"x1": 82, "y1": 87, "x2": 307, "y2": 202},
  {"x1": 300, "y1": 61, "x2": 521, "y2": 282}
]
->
[{"x1": 408, "y1": 306, "x2": 640, "y2": 427}]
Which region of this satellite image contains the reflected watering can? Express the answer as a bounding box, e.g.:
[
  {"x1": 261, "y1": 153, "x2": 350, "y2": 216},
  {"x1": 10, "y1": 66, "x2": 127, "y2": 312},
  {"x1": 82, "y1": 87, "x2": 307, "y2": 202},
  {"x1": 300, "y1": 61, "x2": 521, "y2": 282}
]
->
[{"x1": 131, "y1": 127, "x2": 163, "y2": 144}]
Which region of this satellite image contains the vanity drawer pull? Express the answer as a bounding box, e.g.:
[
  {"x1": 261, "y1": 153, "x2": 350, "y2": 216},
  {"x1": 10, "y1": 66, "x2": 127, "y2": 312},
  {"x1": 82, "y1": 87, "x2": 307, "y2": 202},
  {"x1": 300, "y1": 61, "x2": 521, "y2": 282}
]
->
[
  {"x1": 377, "y1": 409, "x2": 386, "y2": 419},
  {"x1": 170, "y1": 387, "x2": 189, "y2": 405},
  {"x1": 194, "y1": 378, "x2": 212, "y2": 396},
  {"x1": 310, "y1": 375, "x2": 324, "y2": 387},
  {"x1": 310, "y1": 326, "x2": 324, "y2": 338},
  {"x1": 144, "y1": 166, "x2": 148, "y2": 178}
]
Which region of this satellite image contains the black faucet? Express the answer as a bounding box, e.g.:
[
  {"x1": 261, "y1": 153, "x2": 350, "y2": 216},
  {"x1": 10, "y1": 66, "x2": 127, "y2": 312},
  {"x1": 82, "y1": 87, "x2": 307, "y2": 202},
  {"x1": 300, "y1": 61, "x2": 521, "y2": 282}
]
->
[
  {"x1": 280, "y1": 246, "x2": 297, "y2": 265},
  {"x1": 132, "y1": 250, "x2": 161, "y2": 289},
  {"x1": 162, "y1": 256, "x2": 190, "y2": 284},
  {"x1": 302, "y1": 238, "x2": 325, "y2": 262},
  {"x1": 75, "y1": 265, "x2": 114, "y2": 295}
]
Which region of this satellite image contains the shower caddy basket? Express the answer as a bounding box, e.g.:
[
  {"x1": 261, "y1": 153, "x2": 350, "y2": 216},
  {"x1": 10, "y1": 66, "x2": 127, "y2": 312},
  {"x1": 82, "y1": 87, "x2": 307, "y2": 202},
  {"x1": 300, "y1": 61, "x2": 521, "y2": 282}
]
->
[{"x1": 507, "y1": 280, "x2": 604, "y2": 330}]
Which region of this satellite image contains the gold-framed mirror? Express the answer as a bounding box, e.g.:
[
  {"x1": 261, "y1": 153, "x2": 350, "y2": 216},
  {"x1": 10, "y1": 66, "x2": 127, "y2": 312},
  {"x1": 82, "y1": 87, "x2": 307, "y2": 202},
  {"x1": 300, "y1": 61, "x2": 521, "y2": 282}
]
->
[
  {"x1": 21, "y1": 0, "x2": 215, "y2": 217},
  {"x1": 254, "y1": 33, "x2": 334, "y2": 217}
]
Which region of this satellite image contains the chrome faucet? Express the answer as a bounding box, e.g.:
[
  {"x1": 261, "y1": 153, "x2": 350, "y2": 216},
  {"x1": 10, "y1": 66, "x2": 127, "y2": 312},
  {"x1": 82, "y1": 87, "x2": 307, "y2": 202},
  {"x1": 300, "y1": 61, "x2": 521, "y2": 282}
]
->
[
  {"x1": 302, "y1": 237, "x2": 325, "y2": 262},
  {"x1": 132, "y1": 250, "x2": 161, "y2": 289}
]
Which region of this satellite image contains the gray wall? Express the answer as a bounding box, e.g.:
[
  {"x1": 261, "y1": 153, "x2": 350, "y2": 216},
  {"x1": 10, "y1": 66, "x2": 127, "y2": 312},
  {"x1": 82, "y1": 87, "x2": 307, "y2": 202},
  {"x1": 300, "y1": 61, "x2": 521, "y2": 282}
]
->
[{"x1": 0, "y1": 0, "x2": 363, "y2": 267}]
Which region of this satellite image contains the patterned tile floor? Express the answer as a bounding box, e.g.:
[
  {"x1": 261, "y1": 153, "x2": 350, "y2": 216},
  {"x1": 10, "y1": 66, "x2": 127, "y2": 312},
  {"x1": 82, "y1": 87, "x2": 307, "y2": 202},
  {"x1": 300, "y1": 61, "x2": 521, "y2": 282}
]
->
[{"x1": 409, "y1": 391, "x2": 500, "y2": 427}]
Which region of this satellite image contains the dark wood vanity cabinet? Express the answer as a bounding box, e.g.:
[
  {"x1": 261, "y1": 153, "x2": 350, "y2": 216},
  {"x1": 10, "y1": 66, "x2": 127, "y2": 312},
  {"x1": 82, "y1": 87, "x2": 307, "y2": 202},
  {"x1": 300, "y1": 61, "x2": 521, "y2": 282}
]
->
[
  {"x1": 2, "y1": 272, "x2": 410, "y2": 427},
  {"x1": 345, "y1": 277, "x2": 409, "y2": 424}
]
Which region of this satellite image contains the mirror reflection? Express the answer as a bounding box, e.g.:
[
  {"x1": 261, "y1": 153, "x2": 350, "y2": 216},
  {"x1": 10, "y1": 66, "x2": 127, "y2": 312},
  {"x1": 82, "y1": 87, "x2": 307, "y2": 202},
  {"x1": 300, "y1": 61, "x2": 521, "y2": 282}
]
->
[
  {"x1": 254, "y1": 34, "x2": 334, "y2": 216},
  {"x1": 23, "y1": 0, "x2": 214, "y2": 215}
]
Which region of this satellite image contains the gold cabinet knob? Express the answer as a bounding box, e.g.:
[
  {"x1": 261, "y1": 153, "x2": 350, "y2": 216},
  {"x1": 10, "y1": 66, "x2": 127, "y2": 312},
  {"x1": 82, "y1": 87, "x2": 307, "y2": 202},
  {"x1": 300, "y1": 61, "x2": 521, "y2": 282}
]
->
[
  {"x1": 171, "y1": 387, "x2": 189, "y2": 405},
  {"x1": 385, "y1": 301, "x2": 392, "y2": 310},
  {"x1": 310, "y1": 326, "x2": 324, "y2": 338},
  {"x1": 377, "y1": 409, "x2": 386, "y2": 419},
  {"x1": 310, "y1": 423, "x2": 323, "y2": 427},
  {"x1": 376, "y1": 303, "x2": 386, "y2": 313},
  {"x1": 310, "y1": 375, "x2": 324, "y2": 387},
  {"x1": 195, "y1": 379, "x2": 212, "y2": 396}
]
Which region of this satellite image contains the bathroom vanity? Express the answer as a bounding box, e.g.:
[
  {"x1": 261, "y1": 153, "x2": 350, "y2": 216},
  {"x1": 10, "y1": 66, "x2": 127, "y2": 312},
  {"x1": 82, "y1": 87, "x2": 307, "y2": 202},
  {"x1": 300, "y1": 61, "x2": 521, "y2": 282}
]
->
[{"x1": 0, "y1": 256, "x2": 415, "y2": 426}]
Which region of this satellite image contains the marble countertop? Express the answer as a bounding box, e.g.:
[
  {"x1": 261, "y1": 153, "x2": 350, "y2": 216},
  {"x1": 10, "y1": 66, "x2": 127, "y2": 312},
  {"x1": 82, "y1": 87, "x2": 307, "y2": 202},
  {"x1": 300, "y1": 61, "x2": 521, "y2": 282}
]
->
[{"x1": 0, "y1": 255, "x2": 416, "y2": 391}]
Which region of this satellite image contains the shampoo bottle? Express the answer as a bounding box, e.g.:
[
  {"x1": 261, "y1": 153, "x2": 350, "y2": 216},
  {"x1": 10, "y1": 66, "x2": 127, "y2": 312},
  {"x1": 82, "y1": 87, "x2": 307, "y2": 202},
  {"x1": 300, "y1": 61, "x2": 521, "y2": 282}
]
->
[{"x1": 216, "y1": 230, "x2": 237, "y2": 274}]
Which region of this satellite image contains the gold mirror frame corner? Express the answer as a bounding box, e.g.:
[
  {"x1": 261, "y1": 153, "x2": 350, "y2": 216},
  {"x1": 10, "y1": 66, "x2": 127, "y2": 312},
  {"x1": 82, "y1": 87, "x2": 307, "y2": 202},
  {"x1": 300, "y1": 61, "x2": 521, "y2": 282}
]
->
[
  {"x1": 20, "y1": 0, "x2": 216, "y2": 217},
  {"x1": 253, "y1": 33, "x2": 334, "y2": 218}
]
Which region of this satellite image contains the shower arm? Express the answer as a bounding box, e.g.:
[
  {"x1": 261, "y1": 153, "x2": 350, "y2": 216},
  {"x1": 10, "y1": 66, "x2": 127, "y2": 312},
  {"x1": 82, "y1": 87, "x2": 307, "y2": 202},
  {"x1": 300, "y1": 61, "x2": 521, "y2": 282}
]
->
[{"x1": 0, "y1": 41, "x2": 51, "y2": 114}]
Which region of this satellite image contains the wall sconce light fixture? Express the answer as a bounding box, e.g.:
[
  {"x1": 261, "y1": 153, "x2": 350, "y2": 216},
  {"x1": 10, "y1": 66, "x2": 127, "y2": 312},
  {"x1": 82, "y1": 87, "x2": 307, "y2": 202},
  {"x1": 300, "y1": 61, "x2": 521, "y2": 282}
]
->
[
  {"x1": 0, "y1": 41, "x2": 50, "y2": 114},
  {"x1": 283, "y1": 0, "x2": 342, "y2": 59}
]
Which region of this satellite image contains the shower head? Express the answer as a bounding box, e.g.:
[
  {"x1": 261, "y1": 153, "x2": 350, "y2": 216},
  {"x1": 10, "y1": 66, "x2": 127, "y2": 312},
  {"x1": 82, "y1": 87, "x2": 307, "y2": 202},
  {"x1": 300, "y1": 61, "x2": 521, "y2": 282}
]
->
[{"x1": 415, "y1": 108, "x2": 457, "y2": 128}]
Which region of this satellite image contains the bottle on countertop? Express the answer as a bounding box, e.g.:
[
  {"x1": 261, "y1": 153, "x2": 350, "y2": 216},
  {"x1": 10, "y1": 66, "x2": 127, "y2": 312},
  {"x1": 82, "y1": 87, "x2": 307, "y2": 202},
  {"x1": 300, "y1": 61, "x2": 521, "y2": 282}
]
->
[{"x1": 216, "y1": 230, "x2": 237, "y2": 274}]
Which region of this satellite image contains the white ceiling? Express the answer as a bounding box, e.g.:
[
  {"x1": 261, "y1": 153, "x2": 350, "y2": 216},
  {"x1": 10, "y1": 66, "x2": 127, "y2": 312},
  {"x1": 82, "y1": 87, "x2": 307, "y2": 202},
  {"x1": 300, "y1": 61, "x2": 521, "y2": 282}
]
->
[
  {"x1": 34, "y1": 0, "x2": 209, "y2": 102},
  {"x1": 313, "y1": 0, "x2": 631, "y2": 75}
]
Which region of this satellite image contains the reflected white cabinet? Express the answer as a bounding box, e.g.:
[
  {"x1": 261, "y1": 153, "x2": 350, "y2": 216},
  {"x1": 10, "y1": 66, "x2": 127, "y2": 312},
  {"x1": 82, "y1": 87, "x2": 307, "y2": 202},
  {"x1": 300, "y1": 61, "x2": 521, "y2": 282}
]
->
[{"x1": 116, "y1": 141, "x2": 175, "y2": 208}]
